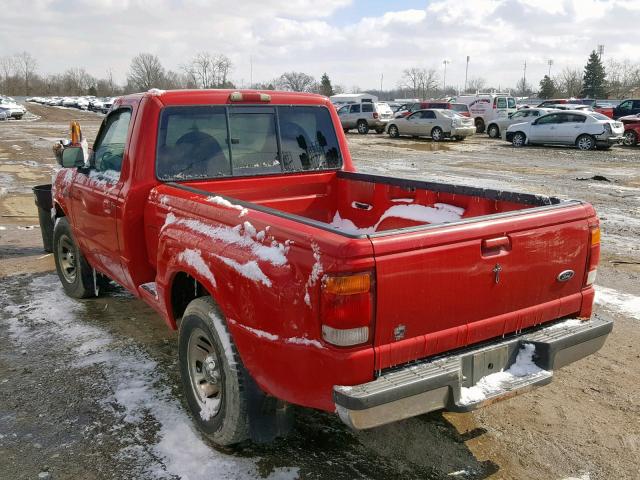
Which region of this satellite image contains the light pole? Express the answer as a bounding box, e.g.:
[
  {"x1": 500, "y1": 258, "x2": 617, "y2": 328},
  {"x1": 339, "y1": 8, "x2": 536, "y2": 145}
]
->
[
  {"x1": 464, "y1": 56, "x2": 470, "y2": 93},
  {"x1": 548, "y1": 59, "x2": 553, "y2": 78},
  {"x1": 443, "y1": 59, "x2": 450, "y2": 92}
]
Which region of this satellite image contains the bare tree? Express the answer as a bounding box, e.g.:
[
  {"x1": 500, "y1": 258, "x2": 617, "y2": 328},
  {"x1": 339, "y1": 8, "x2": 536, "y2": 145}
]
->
[
  {"x1": 466, "y1": 76, "x2": 487, "y2": 93},
  {"x1": 14, "y1": 51, "x2": 37, "y2": 95},
  {"x1": 400, "y1": 67, "x2": 439, "y2": 99},
  {"x1": 182, "y1": 52, "x2": 233, "y2": 89},
  {"x1": 556, "y1": 67, "x2": 583, "y2": 97},
  {"x1": 127, "y1": 53, "x2": 165, "y2": 91},
  {"x1": 515, "y1": 77, "x2": 533, "y2": 97},
  {"x1": 0, "y1": 55, "x2": 16, "y2": 91},
  {"x1": 276, "y1": 71, "x2": 317, "y2": 92},
  {"x1": 606, "y1": 58, "x2": 640, "y2": 98}
]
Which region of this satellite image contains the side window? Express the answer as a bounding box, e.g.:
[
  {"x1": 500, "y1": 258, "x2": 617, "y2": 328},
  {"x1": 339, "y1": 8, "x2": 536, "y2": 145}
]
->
[
  {"x1": 361, "y1": 103, "x2": 373, "y2": 113},
  {"x1": 619, "y1": 101, "x2": 632, "y2": 110},
  {"x1": 531, "y1": 111, "x2": 541, "y2": 117},
  {"x1": 422, "y1": 110, "x2": 436, "y2": 119},
  {"x1": 496, "y1": 97, "x2": 507, "y2": 108},
  {"x1": 633, "y1": 100, "x2": 640, "y2": 109},
  {"x1": 567, "y1": 114, "x2": 586, "y2": 123},
  {"x1": 93, "y1": 108, "x2": 132, "y2": 176},
  {"x1": 349, "y1": 104, "x2": 360, "y2": 114},
  {"x1": 536, "y1": 114, "x2": 559, "y2": 125}
]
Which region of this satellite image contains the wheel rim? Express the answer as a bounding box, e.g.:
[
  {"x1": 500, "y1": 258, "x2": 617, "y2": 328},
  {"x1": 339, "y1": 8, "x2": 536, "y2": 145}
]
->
[
  {"x1": 390, "y1": 126, "x2": 398, "y2": 137},
  {"x1": 623, "y1": 131, "x2": 636, "y2": 146},
  {"x1": 57, "y1": 234, "x2": 77, "y2": 283},
  {"x1": 432, "y1": 128, "x2": 442, "y2": 141},
  {"x1": 578, "y1": 136, "x2": 593, "y2": 150},
  {"x1": 489, "y1": 126, "x2": 498, "y2": 138},
  {"x1": 358, "y1": 123, "x2": 367, "y2": 133},
  {"x1": 513, "y1": 133, "x2": 524, "y2": 146},
  {"x1": 187, "y1": 327, "x2": 222, "y2": 418}
]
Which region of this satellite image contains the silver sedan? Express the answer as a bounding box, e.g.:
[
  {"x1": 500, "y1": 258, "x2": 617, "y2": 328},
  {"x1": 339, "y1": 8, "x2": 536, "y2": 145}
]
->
[
  {"x1": 386, "y1": 109, "x2": 475, "y2": 141},
  {"x1": 486, "y1": 108, "x2": 556, "y2": 139}
]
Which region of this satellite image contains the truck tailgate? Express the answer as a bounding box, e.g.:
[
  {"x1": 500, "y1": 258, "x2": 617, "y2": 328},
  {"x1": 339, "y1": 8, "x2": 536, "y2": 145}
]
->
[{"x1": 371, "y1": 203, "x2": 591, "y2": 370}]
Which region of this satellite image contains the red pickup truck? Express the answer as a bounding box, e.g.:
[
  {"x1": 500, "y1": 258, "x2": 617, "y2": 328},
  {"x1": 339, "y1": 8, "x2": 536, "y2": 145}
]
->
[{"x1": 50, "y1": 89, "x2": 611, "y2": 445}]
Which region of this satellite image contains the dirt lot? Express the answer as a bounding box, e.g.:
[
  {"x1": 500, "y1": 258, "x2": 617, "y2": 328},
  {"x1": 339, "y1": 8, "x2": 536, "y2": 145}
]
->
[{"x1": 1, "y1": 103, "x2": 639, "y2": 480}]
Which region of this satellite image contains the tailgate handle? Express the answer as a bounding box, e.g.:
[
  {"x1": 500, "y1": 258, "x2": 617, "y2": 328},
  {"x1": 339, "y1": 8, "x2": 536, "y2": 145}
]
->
[{"x1": 482, "y1": 236, "x2": 511, "y2": 251}]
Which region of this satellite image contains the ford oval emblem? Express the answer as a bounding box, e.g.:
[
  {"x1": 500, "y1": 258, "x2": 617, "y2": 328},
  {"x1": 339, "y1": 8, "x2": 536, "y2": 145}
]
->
[{"x1": 557, "y1": 270, "x2": 575, "y2": 282}]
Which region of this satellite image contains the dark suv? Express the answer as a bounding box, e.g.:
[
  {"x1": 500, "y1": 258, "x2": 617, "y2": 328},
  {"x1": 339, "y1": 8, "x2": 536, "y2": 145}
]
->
[{"x1": 612, "y1": 99, "x2": 640, "y2": 120}]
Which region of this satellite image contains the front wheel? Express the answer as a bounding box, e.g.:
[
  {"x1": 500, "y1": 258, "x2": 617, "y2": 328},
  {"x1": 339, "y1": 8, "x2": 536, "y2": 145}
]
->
[
  {"x1": 623, "y1": 130, "x2": 637, "y2": 146},
  {"x1": 357, "y1": 120, "x2": 369, "y2": 134},
  {"x1": 512, "y1": 132, "x2": 526, "y2": 147},
  {"x1": 576, "y1": 134, "x2": 595, "y2": 151},
  {"x1": 53, "y1": 217, "x2": 96, "y2": 298},
  {"x1": 431, "y1": 127, "x2": 444, "y2": 141},
  {"x1": 487, "y1": 124, "x2": 500, "y2": 138},
  {"x1": 179, "y1": 297, "x2": 251, "y2": 445},
  {"x1": 388, "y1": 125, "x2": 400, "y2": 138}
]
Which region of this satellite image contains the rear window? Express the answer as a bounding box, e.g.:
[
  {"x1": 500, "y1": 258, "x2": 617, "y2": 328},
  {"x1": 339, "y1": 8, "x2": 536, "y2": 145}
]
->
[
  {"x1": 376, "y1": 103, "x2": 393, "y2": 115},
  {"x1": 496, "y1": 97, "x2": 507, "y2": 108},
  {"x1": 451, "y1": 104, "x2": 469, "y2": 113},
  {"x1": 156, "y1": 105, "x2": 342, "y2": 180},
  {"x1": 589, "y1": 112, "x2": 610, "y2": 121},
  {"x1": 507, "y1": 98, "x2": 516, "y2": 108}
]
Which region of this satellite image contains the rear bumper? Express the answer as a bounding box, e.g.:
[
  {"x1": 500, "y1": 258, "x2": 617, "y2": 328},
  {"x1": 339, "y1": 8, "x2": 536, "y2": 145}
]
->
[
  {"x1": 596, "y1": 134, "x2": 623, "y2": 145},
  {"x1": 334, "y1": 316, "x2": 612, "y2": 429},
  {"x1": 449, "y1": 126, "x2": 475, "y2": 137}
]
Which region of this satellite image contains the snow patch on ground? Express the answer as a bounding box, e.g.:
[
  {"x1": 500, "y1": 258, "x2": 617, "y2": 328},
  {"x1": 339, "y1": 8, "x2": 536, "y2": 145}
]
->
[
  {"x1": 330, "y1": 202, "x2": 464, "y2": 235},
  {"x1": 459, "y1": 343, "x2": 545, "y2": 406},
  {"x1": 595, "y1": 286, "x2": 640, "y2": 320},
  {"x1": 2, "y1": 275, "x2": 297, "y2": 479},
  {"x1": 178, "y1": 248, "x2": 217, "y2": 287}
]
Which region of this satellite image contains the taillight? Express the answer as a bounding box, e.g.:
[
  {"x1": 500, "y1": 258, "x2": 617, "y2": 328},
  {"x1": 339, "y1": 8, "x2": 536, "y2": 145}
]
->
[
  {"x1": 320, "y1": 272, "x2": 374, "y2": 347},
  {"x1": 585, "y1": 226, "x2": 600, "y2": 286},
  {"x1": 373, "y1": 112, "x2": 379, "y2": 119}
]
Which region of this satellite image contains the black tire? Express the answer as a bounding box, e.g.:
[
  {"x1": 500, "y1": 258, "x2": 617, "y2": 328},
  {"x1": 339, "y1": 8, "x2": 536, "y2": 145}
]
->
[
  {"x1": 512, "y1": 131, "x2": 526, "y2": 147},
  {"x1": 453, "y1": 136, "x2": 465, "y2": 141},
  {"x1": 430, "y1": 126, "x2": 444, "y2": 141},
  {"x1": 576, "y1": 134, "x2": 595, "y2": 151},
  {"x1": 343, "y1": 128, "x2": 349, "y2": 134},
  {"x1": 357, "y1": 120, "x2": 369, "y2": 134},
  {"x1": 623, "y1": 130, "x2": 637, "y2": 146},
  {"x1": 53, "y1": 217, "x2": 96, "y2": 298},
  {"x1": 388, "y1": 124, "x2": 400, "y2": 138},
  {"x1": 487, "y1": 124, "x2": 500, "y2": 138},
  {"x1": 179, "y1": 296, "x2": 250, "y2": 445},
  {"x1": 475, "y1": 118, "x2": 485, "y2": 134}
]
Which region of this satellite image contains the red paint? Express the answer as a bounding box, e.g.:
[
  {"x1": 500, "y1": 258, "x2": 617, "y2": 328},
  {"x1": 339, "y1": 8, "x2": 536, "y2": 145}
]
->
[{"x1": 52, "y1": 89, "x2": 600, "y2": 412}]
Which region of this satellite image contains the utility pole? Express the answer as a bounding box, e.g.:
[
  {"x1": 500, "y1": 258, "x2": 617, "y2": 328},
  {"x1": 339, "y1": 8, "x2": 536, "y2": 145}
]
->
[
  {"x1": 597, "y1": 44, "x2": 604, "y2": 61},
  {"x1": 548, "y1": 59, "x2": 553, "y2": 78},
  {"x1": 249, "y1": 55, "x2": 253, "y2": 88},
  {"x1": 443, "y1": 59, "x2": 450, "y2": 92},
  {"x1": 522, "y1": 60, "x2": 527, "y2": 94},
  {"x1": 464, "y1": 56, "x2": 470, "y2": 93},
  {"x1": 380, "y1": 73, "x2": 383, "y2": 93}
]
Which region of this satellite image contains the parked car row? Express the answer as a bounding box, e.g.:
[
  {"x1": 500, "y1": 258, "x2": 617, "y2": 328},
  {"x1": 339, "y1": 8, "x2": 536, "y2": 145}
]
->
[
  {"x1": 27, "y1": 96, "x2": 114, "y2": 114},
  {"x1": 0, "y1": 95, "x2": 27, "y2": 120}
]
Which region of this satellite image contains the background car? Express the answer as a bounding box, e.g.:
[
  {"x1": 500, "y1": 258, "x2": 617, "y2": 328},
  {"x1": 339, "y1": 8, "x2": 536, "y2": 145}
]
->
[
  {"x1": 394, "y1": 101, "x2": 464, "y2": 118},
  {"x1": 612, "y1": 99, "x2": 640, "y2": 119},
  {"x1": 0, "y1": 106, "x2": 9, "y2": 120},
  {"x1": 386, "y1": 109, "x2": 475, "y2": 141},
  {"x1": 0, "y1": 96, "x2": 26, "y2": 119},
  {"x1": 338, "y1": 102, "x2": 394, "y2": 134},
  {"x1": 506, "y1": 110, "x2": 624, "y2": 150},
  {"x1": 621, "y1": 116, "x2": 640, "y2": 146},
  {"x1": 486, "y1": 107, "x2": 556, "y2": 138}
]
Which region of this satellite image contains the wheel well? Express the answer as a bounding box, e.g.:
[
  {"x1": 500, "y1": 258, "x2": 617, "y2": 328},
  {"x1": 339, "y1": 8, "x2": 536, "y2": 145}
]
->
[
  {"x1": 357, "y1": 119, "x2": 367, "y2": 124},
  {"x1": 475, "y1": 117, "x2": 484, "y2": 125},
  {"x1": 171, "y1": 271, "x2": 209, "y2": 325},
  {"x1": 53, "y1": 202, "x2": 66, "y2": 218}
]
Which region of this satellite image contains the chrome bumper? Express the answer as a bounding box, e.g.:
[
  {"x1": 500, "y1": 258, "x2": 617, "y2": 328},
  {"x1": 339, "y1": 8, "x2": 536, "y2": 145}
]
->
[{"x1": 334, "y1": 316, "x2": 612, "y2": 430}]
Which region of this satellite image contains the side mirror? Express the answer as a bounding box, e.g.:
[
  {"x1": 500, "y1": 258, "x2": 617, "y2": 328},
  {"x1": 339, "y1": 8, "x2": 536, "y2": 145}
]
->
[{"x1": 61, "y1": 146, "x2": 86, "y2": 168}]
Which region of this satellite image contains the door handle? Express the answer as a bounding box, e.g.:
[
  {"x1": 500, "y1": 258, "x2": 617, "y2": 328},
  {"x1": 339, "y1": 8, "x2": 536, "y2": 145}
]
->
[{"x1": 482, "y1": 236, "x2": 511, "y2": 252}]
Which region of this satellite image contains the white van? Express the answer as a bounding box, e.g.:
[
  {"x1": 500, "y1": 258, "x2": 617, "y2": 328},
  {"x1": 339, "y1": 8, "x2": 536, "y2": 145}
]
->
[{"x1": 452, "y1": 93, "x2": 517, "y2": 133}]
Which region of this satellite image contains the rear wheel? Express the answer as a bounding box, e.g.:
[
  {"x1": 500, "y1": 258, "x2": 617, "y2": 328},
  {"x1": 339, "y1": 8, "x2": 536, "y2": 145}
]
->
[
  {"x1": 487, "y1": 124, "x2": 500, "y2": 138},
  {"x1": 431, "y1": 127, "x2": 444, "y2": 141},
  {"x1": 475, "y1": 118, "x2": 485, "y2": 134},
  {"x1": 388, "y1": 124, "x2": 400, "y2": 138},
  {"x1": 576, "y1": 134, "x2": 595, "y2": 151},
  {"x1": 357, "y1": 120, "x2": 369, "y2": 134},
  {"x1": 53, "y1": 217, "x2": 96, "y2": 298},
  {"x1": 179, "y1": 297, "x2": 250, "y2": 445},
  {"x1": 623, "y1": 130, "x2": 637, "y2": 146},
  {"x1": 512, "y1": 132, "x2": 526, "y2": 147}
]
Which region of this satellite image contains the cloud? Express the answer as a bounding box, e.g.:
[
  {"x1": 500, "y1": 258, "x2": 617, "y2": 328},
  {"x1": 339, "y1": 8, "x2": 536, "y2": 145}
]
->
[{"x1": 0, "y1": 0, "x2": 638, "y2": 91}]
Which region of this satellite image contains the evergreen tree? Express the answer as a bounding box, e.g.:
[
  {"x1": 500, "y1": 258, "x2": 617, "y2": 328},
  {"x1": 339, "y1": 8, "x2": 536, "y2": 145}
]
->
[
  {"x1": 581, "y1": 51, "x2": 607, "y2": 98},
  {"x1": 538, "y1": 75, "x2": 556, "y2": 99},
  {"x1": 319, "y1": 73, "x2": 334, "y2": 97}
]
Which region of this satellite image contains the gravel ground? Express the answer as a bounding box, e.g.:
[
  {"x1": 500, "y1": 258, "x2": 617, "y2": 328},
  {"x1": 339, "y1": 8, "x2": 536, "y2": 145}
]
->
[{"x1": 0, "y1": 103, "x2": 638, "y2": 480}]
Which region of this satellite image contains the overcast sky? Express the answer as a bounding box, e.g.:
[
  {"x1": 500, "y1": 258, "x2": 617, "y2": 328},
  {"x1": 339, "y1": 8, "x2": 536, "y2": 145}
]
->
[{"x1": 2, "y1": 0, "x2": 640, "y2": 91}]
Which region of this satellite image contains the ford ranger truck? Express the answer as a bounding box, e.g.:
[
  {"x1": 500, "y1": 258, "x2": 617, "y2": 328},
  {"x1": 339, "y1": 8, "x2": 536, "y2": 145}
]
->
[{"x1": 49, "y1": 89, "x2": 612, "y2": 445}]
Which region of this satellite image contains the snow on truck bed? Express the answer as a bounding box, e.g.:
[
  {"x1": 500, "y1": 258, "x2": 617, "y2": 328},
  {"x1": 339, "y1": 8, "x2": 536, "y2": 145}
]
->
[{"x1": 329, "y1": 202, "x2": 465, "y2": 235}]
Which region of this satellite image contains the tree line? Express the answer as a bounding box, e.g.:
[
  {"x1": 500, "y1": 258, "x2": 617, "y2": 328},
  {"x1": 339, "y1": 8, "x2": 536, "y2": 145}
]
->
[{"x1": 1, "y1": 50, "x2": 638, "y2": 100}]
